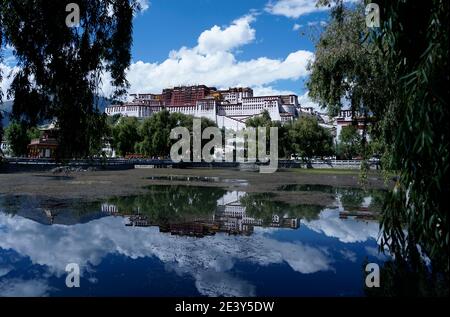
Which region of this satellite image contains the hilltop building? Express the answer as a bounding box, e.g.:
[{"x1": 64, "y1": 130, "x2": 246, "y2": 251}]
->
[{"x1": 105, "y1": 85, "x2": 300, "y2": 130}]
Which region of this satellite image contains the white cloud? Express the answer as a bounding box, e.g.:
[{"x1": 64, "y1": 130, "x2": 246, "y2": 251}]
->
[
  {"x1": 194, "y1": 271, "x2": 256, "y2": 297},
  {"x1": 364, "y1": 246, "x2": 388, "y2": 261},
  {"x1": 292, "y1": 23, "x2": 302, "y2": 31},
  {"x1": 265, "y1": 0, "x2": 327, "y2": 19},
  {"x1": 1, "y1": 13, "x2": 314, "y2": 101},
  {"x1": 137, "y1": 0, "x2": 150, "y2": 12},
  {"x1": 304, "y1": 208, "x2": 380, "y2": 243},
  {"x1": 298, "y1": 91, "x2": 322, "y2": 110},
  {"x1": 307, "y1": 20, "x2": 328, "y2": 27},
  {"x1": 197, "y1": 15, "x2": 256, "y2": 54},
  {"x1": 100, "y1": 14, "x2": 314, "y2": 98},
  {"x1": 340, "y1": 249, "x2": 357, "y2": 262},
  {"x1": 252, "y1": 86, "x2": 296, "y2": 96},
  {"x1": 0, "y1": 63, "x2": 20, "y2": 101},
  {"x1": 265, "y1": 0, "x2": 357, "y2": 19}
]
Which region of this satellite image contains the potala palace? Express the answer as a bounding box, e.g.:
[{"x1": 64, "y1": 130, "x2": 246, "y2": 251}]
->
[
  {"x1": 104, "y1": 84, "x2": 367, "y2": 142},
  {"x1": 105, "y1": 85, "x2": 299, "y2": 131}
]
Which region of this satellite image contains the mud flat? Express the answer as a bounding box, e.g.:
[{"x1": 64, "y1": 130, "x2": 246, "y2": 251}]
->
[{"x1": 0, "y1": 168, "x2": 391, "y2": 207}]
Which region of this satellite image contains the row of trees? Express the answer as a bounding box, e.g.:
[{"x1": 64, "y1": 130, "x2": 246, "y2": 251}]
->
[
  {"x1": 109, "y1": 109, "x2": 335, "y2": 161},
  {"x1": 247, "y1": 109, "x2": 379, "y2": 161},
  {"x1": 247, "y1": 110, "x2": 335, "y2": 160},
  {"x1": 109, "y1": 110, "x2": 217, "y2": 158},
  {"x1": 2, "y1": 106, "x2": 375, "y2": 161}
]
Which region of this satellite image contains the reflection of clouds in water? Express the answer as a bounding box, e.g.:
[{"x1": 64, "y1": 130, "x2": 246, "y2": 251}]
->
[
  {"x1": 304, "y1": 209, "x2": 380, "y2": 243},
  {"x1": 339, "y1": 249, "x2": 357, "y2": 263},
  {"x1": 364, "y1": 246, "x2": 388, "y2": 261},
  {"x1": 0, "y1": 265, "x2": 14, "y2": 277},
  {"x1": 88, "y1": 277, "x2": 99, "y2": 284},
  {"x1": 196, "y1": 271, "x2": 256, "y2": 297},
  {"x1": 0, "y1": 213, "x2": 333, "y2": 297},
  {"x1": 0, "y1": 278, "x2": 52, "y2": 297}
]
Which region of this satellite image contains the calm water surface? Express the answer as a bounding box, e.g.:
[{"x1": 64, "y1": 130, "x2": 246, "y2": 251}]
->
[{"x1": 0, "y1": 184, "x2": 388, "y2": 297}]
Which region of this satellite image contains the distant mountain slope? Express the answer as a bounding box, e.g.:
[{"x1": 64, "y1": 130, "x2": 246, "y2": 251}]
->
[
  {"x1": 94, "y1": 96, "x2": 114, "y2": 113},
  {"x1": 0, "y1": 100, "x2": 13, "y2": 127},
  {"x1": 0, "y1": 97, "x2": 112, "y2": 128}
]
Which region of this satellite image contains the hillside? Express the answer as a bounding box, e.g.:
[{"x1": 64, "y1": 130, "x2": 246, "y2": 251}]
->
[
  {"x1": 0, "y1": 100, "x2": 13, "y2": 127},
  {"x1": 0, "y1": 97, "x2": 112, "y2": 128}
]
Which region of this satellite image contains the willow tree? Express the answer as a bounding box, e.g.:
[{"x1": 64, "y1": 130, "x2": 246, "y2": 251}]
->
[
  {"x1": 310, "y1": 0, "x2": 449, "y2": 293},
  {"x1": 0, "y1": 0, "x2": 141, "y2": 158},
  {"x1": 374, "y1": 0, "x2": 449, "y2": 282},
  {"x1": 308, "y1": 1, "x2": 388, "y2": 155}
]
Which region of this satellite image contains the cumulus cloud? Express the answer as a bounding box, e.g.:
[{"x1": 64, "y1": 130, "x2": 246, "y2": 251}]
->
[
  {"x1": 265, "y1": 0, "x2": 357, "y2": 19},
  {"x1": 1, "y1": 12, "x2": 313, "y2": 101},
  {"x1": 252, "y1": 86, "x2": 296, "y2": 96},
  {"x1": 100, "y1": 14, "x2": 314, "y2": 97},
  {"x1": 292, "y1": 23, "x2": 302, "y2": 31},
  {"x1": 197, "y1": 15, "x2": 256, "y2": 54},
  {"x1": 265, "y1": 0, "x2": 327, "y2": 18},
  {"x1": 0, "y1": 63, "x2": 20, "y2": 101}
]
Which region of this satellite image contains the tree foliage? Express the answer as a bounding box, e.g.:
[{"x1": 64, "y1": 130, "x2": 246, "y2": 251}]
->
[
  {"x1": 287, "y1": 116, "x2": 333, "y2": 162},
  {"x1": 374, "y1": 0, "x2": 449, "y2": 276},
  {"x1": 138, "y1": 110, "x2": 176, "y2": 157},
  {"x1": 111, "y1": 116, "x2": 141, "y2": 157},
  {"x1": 245, "y1": 110, "x2": 272, "y2": 128},
  {"x1": 4, "y1": 120, "x2": 40, "y2": 156},
  {"x1": 308, "y1": 1, "x2": 387, "y2": 157},
  {"x1": 245, "y1": 110, "x2": 291, "y2": 158},
  {"x1": 245, "y1": 111, "x2": 334, "y2": 160},
  {"x1": 108, "y1": 111, "x2": 218, "y2": 158},
  {"x1": 0, "y1": 0, "x2": 141, "y2": 158},
  {"x1": 338, "y1": 125, "x2": 362, "y2": 159},
  {"x1": 137, "y1": 111, "x2": 217, "y2": 158},
  {"x1": 240, "y1": 193, "x2": 323, "y2": 223}
]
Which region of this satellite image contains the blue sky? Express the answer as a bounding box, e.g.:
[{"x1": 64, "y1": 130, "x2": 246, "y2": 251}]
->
[
  {"x1": 133, "y1": 0, "x2": 321, "y2": 62},
  {"x1": 124, "y1": 0, "x2": 331, "y2": 101},
  {"x1": 1, "y1": 0, "x2": 338, "y2": 107}
]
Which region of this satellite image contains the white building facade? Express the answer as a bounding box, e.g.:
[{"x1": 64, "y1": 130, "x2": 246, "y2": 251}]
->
[{"x1": 105, "y1": 87, "x2": 300, "y2": 131}]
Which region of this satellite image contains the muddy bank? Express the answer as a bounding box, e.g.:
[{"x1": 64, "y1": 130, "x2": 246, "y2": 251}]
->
[{"x1": 0, "y1": 168, "x2": 391, "y2": 207}]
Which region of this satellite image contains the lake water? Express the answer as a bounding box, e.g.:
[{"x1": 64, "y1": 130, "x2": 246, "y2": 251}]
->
[{"x1": 0, "y1": 184, "x2": 388, "y2": 297}]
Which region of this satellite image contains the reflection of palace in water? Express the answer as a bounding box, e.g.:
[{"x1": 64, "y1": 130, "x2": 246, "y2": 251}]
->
[{"x1": 101, "y1": 191, "x2": 300, "y2": 237}]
